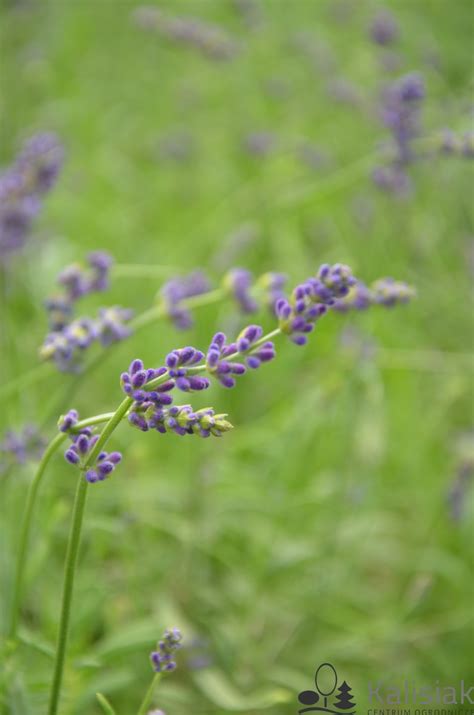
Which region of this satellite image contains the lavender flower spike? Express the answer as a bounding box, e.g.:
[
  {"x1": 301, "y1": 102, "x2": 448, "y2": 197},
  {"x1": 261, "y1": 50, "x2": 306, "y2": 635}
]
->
[
  {"x1": 223, "y1": 268, "x2": 258, "y2": 313},
  {"x1": 160, "y1": 271, "x2": 211, "y2": 329},
  {"x1": 165, "y1": 346, "x2": 210, "y2": 392},
  {"x1": 205, "y1": 331, "x2": 246, "y2": 388},
  {"x1": 59, "y1": 408, "x2": 122, "y2": 484},
  {"x1": 150, "y1": 628, "x2": 182, "y2": 673}
]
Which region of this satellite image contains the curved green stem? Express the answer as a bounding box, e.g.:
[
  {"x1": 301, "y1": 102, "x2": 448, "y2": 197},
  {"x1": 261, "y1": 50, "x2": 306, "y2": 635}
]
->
[
  {"x1": 8, "y1": 413, "x2": 116, "y2": 641},
  {"x1": 47, "y1": 473, "x2": 89, "y2": 715},
  {"x1": 113, "y1": 263, "x2": 178, "y2": 279},
  {"x1": 137, "y1": 672, "x2": 162, "y2": 715}
]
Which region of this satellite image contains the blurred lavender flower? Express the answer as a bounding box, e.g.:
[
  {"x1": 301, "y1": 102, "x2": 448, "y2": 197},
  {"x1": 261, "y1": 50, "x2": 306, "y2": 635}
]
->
[
  {"x1": 56, "y1": 251, "x2": 113, "y2": 305},
  {"x1": 372, "y1": 164, "x2": 412, "y2": 196},
  {"x1": 60, "y1": 410, "x2": 122, "y2": 484},
  {"x1": 438, "y1": 129, "x2": 474, "y2": 158},
  {"x1": 381, "y1": 72, "x2": 425, "y2": 163},
  {"x1": 150, "y1": 628, "x2": 182, "y2": 672},
  {"x1": 326, "y1": 77, "x2": 361, "y2": 106},
  {"x1": 0, "y1": 425, "x2": 45, "y2": 472},
  {"x1": 133, "y1": 7, "x2": 238, "y2": 60},
  {"x1": 158, "y1": 130, "x2": 196, "y2": 163},
  {"x1": 333, "y1": 277, "x2": 415, "y2": 310},
  {"x1": 160, "y1": 271, "x2": 211, "y2": 329},
  {"x1": 0, "y1": 133, "x2": 64, "y2": 260},
  {"x1": 242, "y1": 131, "x2": 276, "y2": 157},
  {"x1": 370, "y1": 10, "x2": 399, "y2": 45},
  {"x1": 447, "y1": 460, "x2": 474, "y2": 522},
  {"x1": 371, "y1": 277, "x2": 416, "y2": 306},
  {"x1": 256, "y1": 271, "x2": 287, "y2": 313},
  {"x1": 41, "y1": 306, "x2": 133, "y2": 372},
  {"x1": 223, "y1": 268, "x2": 258, "y2": 313},
  {"x1": 96, "y1": 306, "x2": 134, "y2": 346}
]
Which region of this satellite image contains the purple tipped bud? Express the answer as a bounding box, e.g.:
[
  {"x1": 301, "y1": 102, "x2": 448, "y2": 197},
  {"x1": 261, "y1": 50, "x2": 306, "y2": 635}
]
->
[
  {"x1": 65, "y1": 449, "x2": 80, "y2": 465},
  {"x1": 97, "y1": 461, "x2": 114, "y2": 477},
  {"x1": 129, "y1": 359, "x2": 144, "y2": 375},
  {"x1": 85, "y1": 469, "x2": 98, "y2": 483},
  {"x1": 108, "y1": 452, "x2": 122, "y2": 464}
]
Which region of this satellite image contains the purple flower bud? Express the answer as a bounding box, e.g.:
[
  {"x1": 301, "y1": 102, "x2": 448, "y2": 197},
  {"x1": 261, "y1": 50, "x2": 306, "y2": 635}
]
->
[{"x1": 65, "y1": 449, "x2": 80, "y2": 465}]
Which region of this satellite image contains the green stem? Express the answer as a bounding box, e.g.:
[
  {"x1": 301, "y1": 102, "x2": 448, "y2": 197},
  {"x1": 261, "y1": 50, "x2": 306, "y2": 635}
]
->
[
  {"x1": 137, "y1": 672, "x2": 162, "y2": 715},
  {"x1": 96, "y1": 692, "x2": 117, "y2": 715},
  {"x1": 0, "y1": 361, "x2": 52, "y2": 400},
  {"x1": 8, "y1": 413, "x2": 116, "y2": 641},
  {"x1": 48, "y1": 473, "x2": 89, "y2": 715},
  {"x1": 47, "y1": 399, "x2": 132, "y2": 714}
]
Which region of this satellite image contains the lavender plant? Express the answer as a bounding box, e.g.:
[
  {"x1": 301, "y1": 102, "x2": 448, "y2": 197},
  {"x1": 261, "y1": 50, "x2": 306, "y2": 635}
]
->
[
  {"x1": 0, "y1": 133, "x2": 64, "y2": 261},
  {"x1": 7, "y1": 261, "x2": 414, "y2": 715}
]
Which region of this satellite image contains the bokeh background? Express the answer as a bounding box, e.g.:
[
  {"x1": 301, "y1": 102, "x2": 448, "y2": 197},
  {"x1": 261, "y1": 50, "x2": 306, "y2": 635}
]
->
[{"x1": 1, "y1": 0, "x2": 473, "y2": 713}]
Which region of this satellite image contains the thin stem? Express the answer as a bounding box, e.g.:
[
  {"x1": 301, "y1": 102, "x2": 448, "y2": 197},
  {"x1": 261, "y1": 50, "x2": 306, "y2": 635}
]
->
[
  {"x1": 137, "y1": 672, "x2": 162, "y2": 715},
  {"x1": 8, "y1": 413, "x2": 116, "y2": 641},
  {"x1": 48, "y1": 474, "x2": 88, "y2": 715},
  {"x1": 96, "y1": 693, "x2": 117, "y2": 715},
  {"x1": 47, "y1": 399, "x2": 132, "y2": 714},
  {"x1": 0, "y1": 361, "x2": 52, "y2": 400}
]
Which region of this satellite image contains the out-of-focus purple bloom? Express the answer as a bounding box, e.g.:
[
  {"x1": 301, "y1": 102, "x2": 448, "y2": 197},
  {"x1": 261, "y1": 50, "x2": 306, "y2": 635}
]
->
[
  {"x1": 161, "y1": 271, "x2": 211, "y2": 329},
  {"x1": 0, "y1": 133, "x2": 64, "y2": 260},
  {"x1": 96, "y1": 306, "x2": 134, "y2": 346},
  {"x1": 56, "y1": 251, "x2": 114, "y2": 305},
  {"x1": 370, "y1": 10, "x2": 399, "y2": 45},
  {"x1": 150, "y1": 628, "x2": 183, "y2": 673},
  {"x1": 332, "y1": 281, "x2": 373, "y2": 311},
  {"x1": 58, "y1": 409, "x2": 79, "y2": 433},
  {"x1": 242, "y1": 131, "x2": 276, "y2": 157},
  {"x1": 326, "y1": 78, "x2": 361, "y2": 106},
  {"x1": 371, "y1": 277, "x2": 416, "y2": 306},
  {"x1": 380, "y1": 73, "x2": 425, "y2": 164},
  {"x1": 40, "y1": 318, "x2": 98, "y2": 372},
  {"x1": 447, "y1": 460, "x2": 473, "y2": 522},
  {"x1": 438, "y1": 129, "x2": 474, "y2": 158},
  {"x1": 256, "y1": 272, "x2": 287, "y2": 314},
  {"x1": 333, "y1": 278, "x2": 415, "y2": 311},
  {"x1": 223, "y1": 268, "x2": 258, "y2": 313},
  {"x1": 0, "y1": 425, "x2": 45, "y2": 472},
  {"x1": 372, "y1": 164, "x2": 412, "y2": 196},
  {"x1": 133, "y1": 7, "x2": 238, "y2": 60}
]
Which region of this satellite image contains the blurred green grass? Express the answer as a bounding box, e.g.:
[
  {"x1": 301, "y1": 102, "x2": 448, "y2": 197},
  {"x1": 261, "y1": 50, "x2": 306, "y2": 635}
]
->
[{"x1": 1, "y1": 0, "x2": 473, "y2": 713}]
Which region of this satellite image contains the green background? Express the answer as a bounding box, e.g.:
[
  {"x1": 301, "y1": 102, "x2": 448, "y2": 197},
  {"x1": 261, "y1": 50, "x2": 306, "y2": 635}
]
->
[{"x1": 1, "y1": 0, "x2": 473, "y2": 713}]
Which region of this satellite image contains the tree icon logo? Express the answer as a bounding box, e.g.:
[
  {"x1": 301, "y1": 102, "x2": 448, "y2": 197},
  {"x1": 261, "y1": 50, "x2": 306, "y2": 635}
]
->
[{"x1": 297, "y1": 662, "x2": 356, "y2": 714}]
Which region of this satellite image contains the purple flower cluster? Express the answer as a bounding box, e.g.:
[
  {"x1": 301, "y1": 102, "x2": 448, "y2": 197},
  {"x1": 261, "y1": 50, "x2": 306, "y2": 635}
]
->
[
  {"x1": 133, "y1": 7, "x2": 238, "y2": 60},
  {"x1": 0, "y1": 133, "x2": 64, "y2": 261},
  {"x1": 333, "y1": 278, "x2": 415, "y2": 311},
  {"x1": 150, "y1": 628, "x2": 182, "y2": 673},
  {"x1": 160, "y1": 271, "x2": 211, "y2": 329},
  {"x1": 0, "y1": 425, "x2": 45, "y2": 473},
  {"x1": 130, "y1": 403, "x2": 233, "y2": 437},
  {"x1": 276, "y1": 263, "x2": 356, "y2": 345},
  {"x1": 41, "y1": 252, "x2": 133, "y2": 371},
  {"x1": 439, "y1": 129, "x2": 474, "y2": 159},
  {"x1": 370, "y1": 10, "x2": 399, "y2": 46},
  {"x1": 206, "y1": 325, "x2": 275, "y2": 387},
  {"x1": 165, "y1": 347, "x2": 210, "y2": 391},
  {"x1": 41, "y1": 307, "x2": 133, "y2": 372},
  {"x1": 256, "y1": 272, "x2": 287, "y2": 313},
  {"x1": 59, "y1": 409, "x2": 122, "y2": 484},
  {"x1": 373, "y1": 73, "x2": 425, "y2": 193}
]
